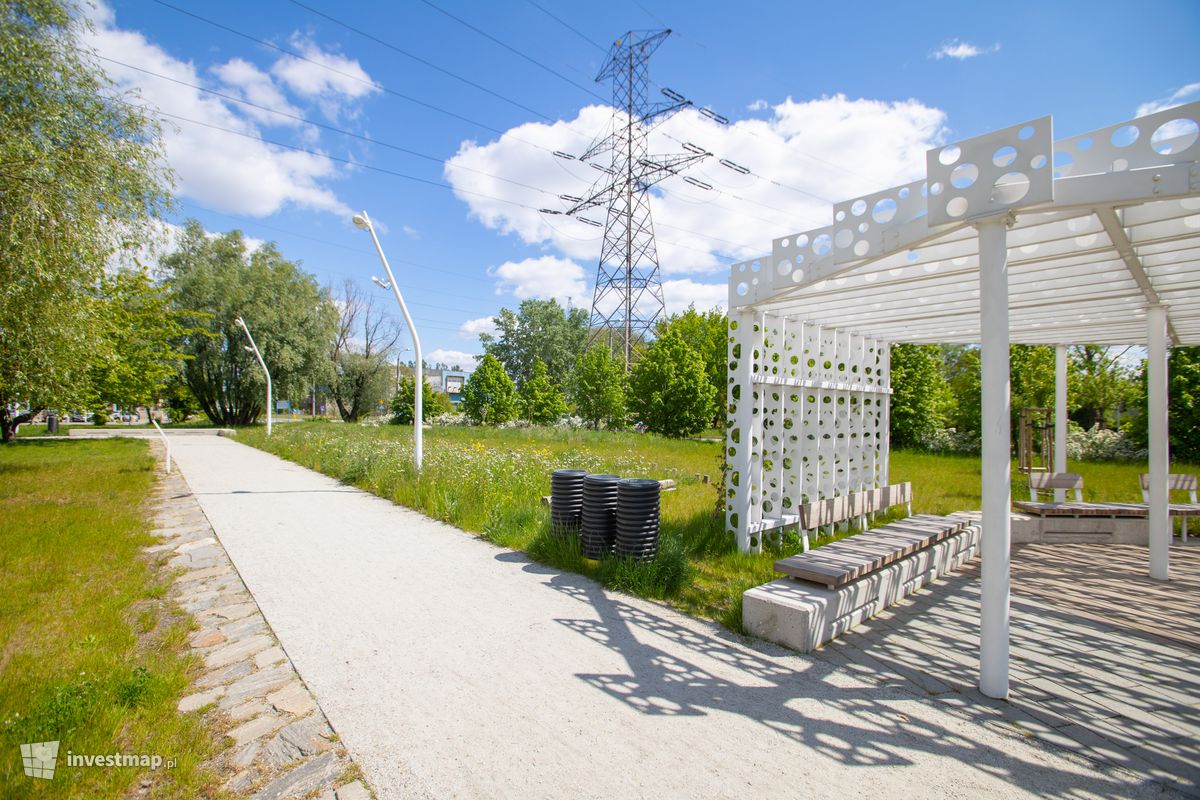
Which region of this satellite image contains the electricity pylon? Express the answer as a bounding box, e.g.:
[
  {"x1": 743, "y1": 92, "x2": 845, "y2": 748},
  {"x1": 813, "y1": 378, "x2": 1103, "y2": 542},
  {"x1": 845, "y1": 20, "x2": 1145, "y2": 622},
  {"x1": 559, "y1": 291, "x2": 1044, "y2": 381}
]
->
[{"x1": 561, "y1": 29, "x2": 706, "y2": 370}]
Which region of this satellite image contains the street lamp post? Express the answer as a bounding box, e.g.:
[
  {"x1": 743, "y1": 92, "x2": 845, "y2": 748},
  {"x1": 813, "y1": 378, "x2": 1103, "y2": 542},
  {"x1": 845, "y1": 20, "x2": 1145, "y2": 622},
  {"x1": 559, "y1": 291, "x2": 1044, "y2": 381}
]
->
[
  {"x1": 235, "y1": 316, "x2": 272, "y2": 436},
  {"x1": 353, "y1": 210, "x2": 422, "y2": 471}
]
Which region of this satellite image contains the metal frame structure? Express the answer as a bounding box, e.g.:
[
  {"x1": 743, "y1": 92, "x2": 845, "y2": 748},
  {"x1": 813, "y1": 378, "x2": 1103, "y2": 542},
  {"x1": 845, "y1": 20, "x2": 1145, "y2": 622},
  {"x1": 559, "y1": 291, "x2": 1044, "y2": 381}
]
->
[
  {"x1": 561, "y1": 30, "x2": 705, "y2": 369},
  {"x1": 725, "y1": 102, "x2": 1200, "y2": 699}
]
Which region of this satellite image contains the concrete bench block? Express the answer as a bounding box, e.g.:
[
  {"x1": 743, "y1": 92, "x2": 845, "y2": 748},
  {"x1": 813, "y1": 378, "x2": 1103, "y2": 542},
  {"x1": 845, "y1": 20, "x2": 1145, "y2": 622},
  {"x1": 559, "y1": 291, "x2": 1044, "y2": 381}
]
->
[{"x1": 743, "y1": 523, "x2": 980, "y2": 653}]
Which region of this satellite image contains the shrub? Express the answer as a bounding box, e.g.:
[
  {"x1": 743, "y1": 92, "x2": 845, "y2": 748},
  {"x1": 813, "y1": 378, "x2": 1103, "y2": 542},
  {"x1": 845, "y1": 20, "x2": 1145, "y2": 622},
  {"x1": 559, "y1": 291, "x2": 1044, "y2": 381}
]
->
[
  {"x1": 570, "y1": 343, "x2": 626, "y2": 429},
  {"x1": 1067, "y1": 422, "x2": 1147, "y2": 462},
  {"x1": 519, "y1": 358, "x2": 567, "y2": 425},
  {"x1": 389, "y1": 375, "x2": 437, "y2": 424},
  {"x1": 629, "y1": 329, "x2": 713, "y2": 438},
  {"x1": 461, "y1": 354, "x2": 518, "y2": 425}
]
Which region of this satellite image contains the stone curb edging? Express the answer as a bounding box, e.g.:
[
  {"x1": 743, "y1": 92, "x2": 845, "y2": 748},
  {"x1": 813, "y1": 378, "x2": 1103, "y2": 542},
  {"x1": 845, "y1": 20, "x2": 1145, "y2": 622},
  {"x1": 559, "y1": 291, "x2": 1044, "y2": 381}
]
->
[{"x1": 146, "y1": 446, "x2": 373, "y2": 800}]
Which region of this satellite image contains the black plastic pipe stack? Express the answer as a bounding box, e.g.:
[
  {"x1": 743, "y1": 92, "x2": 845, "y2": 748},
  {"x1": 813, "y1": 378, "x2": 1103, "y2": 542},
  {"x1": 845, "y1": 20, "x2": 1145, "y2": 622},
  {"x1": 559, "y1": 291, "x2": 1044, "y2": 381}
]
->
[
  {"x1": 550, "y1": 469, "x2": 587, "y2": 535},
  {"x1": 580, "y1": 474, "x2": 620, "y2": 559},
  {"x1": 615, "y1": 478, "x2": 661, "y2": 560}
]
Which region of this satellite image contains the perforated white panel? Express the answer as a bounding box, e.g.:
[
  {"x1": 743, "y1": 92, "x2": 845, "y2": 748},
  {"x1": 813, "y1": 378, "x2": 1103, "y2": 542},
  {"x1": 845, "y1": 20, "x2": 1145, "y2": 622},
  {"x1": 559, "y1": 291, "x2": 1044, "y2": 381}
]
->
[
  {"x1": 926, "y1": 115, "x2": 1054, "y2": 226},
  {"x1": 725, "y1": 314, "x2": 892, "y2": 552},
  {"x1": 1054, "y1": 101, "x2": 1200, "y2": 178}
]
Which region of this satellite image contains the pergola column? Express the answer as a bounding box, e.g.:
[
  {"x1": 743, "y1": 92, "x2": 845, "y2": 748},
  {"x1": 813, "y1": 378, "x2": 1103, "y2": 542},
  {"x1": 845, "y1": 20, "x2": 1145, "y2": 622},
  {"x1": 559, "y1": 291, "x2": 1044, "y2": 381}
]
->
[
  {"x1": 1147, "y1": 303, "x2": 1170, "y2": 581},
  {"x1": 978, "y1": 218, "x2": 1011, "y2": 699},
  {"x1": 1054, "y1": 344, "x2": 1068, "y2": 500}
]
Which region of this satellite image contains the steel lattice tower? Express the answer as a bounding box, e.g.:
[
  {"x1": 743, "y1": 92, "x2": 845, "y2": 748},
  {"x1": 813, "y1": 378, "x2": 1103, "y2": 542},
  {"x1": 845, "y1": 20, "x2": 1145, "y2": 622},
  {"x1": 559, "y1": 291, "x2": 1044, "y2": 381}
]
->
[{"x1": 563, "y1": 30, "x2": 706, "y2": 369}]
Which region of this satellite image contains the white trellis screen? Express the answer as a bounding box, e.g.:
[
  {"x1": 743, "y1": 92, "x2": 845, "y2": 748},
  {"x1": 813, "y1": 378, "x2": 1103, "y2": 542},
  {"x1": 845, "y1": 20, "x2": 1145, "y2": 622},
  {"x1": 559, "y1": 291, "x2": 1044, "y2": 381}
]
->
[{"x1": 725, "y1": 295, "x2": 892, "y2": 554}]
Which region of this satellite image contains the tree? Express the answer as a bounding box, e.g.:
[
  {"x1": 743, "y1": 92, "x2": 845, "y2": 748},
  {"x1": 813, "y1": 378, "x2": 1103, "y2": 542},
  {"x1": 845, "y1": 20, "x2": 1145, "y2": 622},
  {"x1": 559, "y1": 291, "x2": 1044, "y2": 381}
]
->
[
  {"x1": 87, "y1": 269, "x2": 194, "y2": 414},
  {"x1": 0, "y1": 0, "x2": 171, "y2": 441},
  {"x1": 390, "y1": 375, "x2": 437, "y2": 424},
  {"x1": 329, "y1": 280, "x2": 400, "y2": 422},
  {"x1": 942, "y1": 345, "x2": 980, "y2": 434},
  {"x1": 1131, "y1": 346, "x2": 1200, "y2": 462},
  {"x1": 629, "y1": 329, "x2": 714, "y2": 438},
  {"x1": 461, "y1": 354, "x2": 518, "y2": 424},
  {"x1": 479, "y1": 299, "x2": 587, "y2": 389},
  {"x1": 570, "y1": 344, "x2": 626, "y2": 429},
  {"x1": 519, "y1": 358, "x2": 567, "y2": 425},
  {"x1": 1070, "y1": 345, "x2": 1138, "y2": 430},
  {"x1": 656, "y1": 306, "x2": 728, "y2": 425},
  {"x1": 889, "y1": 344, "x2": 952, "y2": 448},
  {"x1": 166, "y1": 222, "x2": 337, "y2": 426}
]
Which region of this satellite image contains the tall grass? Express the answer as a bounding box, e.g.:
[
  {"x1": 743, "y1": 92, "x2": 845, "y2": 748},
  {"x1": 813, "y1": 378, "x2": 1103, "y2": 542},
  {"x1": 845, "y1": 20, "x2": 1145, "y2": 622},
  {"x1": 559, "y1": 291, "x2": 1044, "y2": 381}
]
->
[
  {"x1": 0, "y1": 440, "x2": 223, "y2": 798},
  {"x1": 240, "y1": 424, "x2": 1198, "y2": 632}
]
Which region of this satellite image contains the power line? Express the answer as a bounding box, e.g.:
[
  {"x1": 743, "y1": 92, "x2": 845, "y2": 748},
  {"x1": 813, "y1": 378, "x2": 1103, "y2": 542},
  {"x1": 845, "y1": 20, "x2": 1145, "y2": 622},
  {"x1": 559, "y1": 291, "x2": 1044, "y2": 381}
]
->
[
  {"x1": 416, "y1": 0, "x2": 609, "y2": 104},
  {"x1": 523, "y1": 1, "x2": 606, "y2": 53},
  {"x1": 96, "y1": 54, "x2": 558, "y2": 200},
  {"x1": 287, "y1": 0, "x2": 557, "y2": 124}
]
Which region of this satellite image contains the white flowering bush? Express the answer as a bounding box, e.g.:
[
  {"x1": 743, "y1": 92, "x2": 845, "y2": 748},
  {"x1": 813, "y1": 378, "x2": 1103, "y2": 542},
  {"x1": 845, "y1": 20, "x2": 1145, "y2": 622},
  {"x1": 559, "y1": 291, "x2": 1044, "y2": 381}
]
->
[
  {"x1": 918, "y1": 427, "x2": 981, "y2": 455},
  {"x1": 1067, "y1": 423, "x2": 1146, "y2": 462}
]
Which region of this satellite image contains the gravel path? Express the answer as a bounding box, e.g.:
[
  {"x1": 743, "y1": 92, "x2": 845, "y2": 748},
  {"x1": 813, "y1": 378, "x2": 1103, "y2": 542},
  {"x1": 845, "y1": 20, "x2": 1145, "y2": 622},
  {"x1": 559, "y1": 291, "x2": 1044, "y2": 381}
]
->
[{"x1": 168, "y1": 435, "x2": 1175, "y2": 800}]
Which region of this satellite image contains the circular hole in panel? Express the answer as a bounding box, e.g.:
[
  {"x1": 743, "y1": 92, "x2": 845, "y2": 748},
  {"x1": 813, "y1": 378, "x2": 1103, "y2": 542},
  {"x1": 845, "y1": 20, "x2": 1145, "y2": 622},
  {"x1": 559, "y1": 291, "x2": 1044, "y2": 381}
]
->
[
  {"x1": 781, "y1": 238, "x2": 789, "y2": 248},
  {"x1": 835, "y1": 229, "x2": 853, "y2": 249},
  {"x1": 1074, "y1": 233, "x2": 1098, "y2": 247},
  {"x1": 851, "y1": 199, "x2": 868, "y2": 216},
  {"x1": 899, "y1": 186, "x2": 911, "y2": 200},
  {"x1": 835, "y1": 210, "x2": 846, "y2": 222},
  {"x1": 1113, "y1": 158, "x2": 1129, "y2": 171},
  {"x1": 794, "y1": 253, "x2": 805, "y2": 264},
  {"x1": 812, "y1": 233, "x2": 832, "y2": 255},
  {"x1": 751, "y1": 278, "x2": 758, "y2": 285},
  {"x1": 930, "y1": 181, "x2": 944, "y2": 196},
  {"x1": 737, "y1": 263, "x2": 746, "y2": 272},
  {"x1": 872, "y1": 197, "x2": 898, "y2": 223},
  {"x1": 1151, "y1": 118, "x2": 1199, "y2": 154},
  {"x1": 854, "y1": 240, "x2": 870, "y2": 257},
  {"x1": 992, "y1": 171, "x2": 1030, "y2": 204},
  {"x1": 857, "y1": 221, "x2": 868, "y2": 233},
  {"x1": 906, "y1": 250, "x2": 919, "y2": 261},
  {"x1": 1076, "y1": 135, "x2": 1093, "y2": 151},
  {"x1": 938, "y1": 144, "x2": 961, "y2": 165},
  {"x1": 863, "y1": 272, "x2": 877, "y2": 282},
  {"x1": 993, "y1": 145, "x2": 1018, "y2": 167},
  {"x1": 777, "y1": 260, "x2": 792, "y2": 276},
  {"x1": 946, "y1": 196, "x2": 969, "y2": 217},
  {"x1": 736, "y1": 282, "x2": 748, "y2": 296},
  {"x1": 1018, "y1": 125, "x2": 1036, "y2": 141},
  {"x1": 1030, "y1": 153, "x2": 1048, "y2": 170},
  {"x1": 795, "y1": 233, "x2": 809, "y2": 248},
  {"x1": 750, "y1": 260, "x2": 761, "y2": 272},
  {"x1": 950, "y1": 162, "x2": 979, "y2": 188},
  {"x1": 924, "y1": 261, "x2": 940, "y2": 272},
  {"x1": 1111, "y1": 124, "x2": 1140, "y2": 147}
]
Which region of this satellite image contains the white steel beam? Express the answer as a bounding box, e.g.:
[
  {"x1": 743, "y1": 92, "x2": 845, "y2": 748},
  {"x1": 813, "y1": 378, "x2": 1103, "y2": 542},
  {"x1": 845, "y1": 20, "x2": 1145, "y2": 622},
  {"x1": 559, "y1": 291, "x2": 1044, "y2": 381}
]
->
[
  {"x1": 978, "y1": 218, "x2": 1011, "y2": 699},
  {"x1": 1055, "y1": 345, "x2": 1068, "y2": 501},
  {"x1": 1097, "y1": 206, "x2": 1180, "y2": 344},
  {"x1": 1147, "y1": 303, "x2": 1170, "y2": 580}
]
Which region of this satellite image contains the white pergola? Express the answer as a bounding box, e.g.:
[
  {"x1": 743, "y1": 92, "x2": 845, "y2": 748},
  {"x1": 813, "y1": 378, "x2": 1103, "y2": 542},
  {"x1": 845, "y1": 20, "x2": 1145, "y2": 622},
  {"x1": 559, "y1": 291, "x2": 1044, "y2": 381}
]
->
[{"x1": 724, "y1": 102, "x2": 1200, "y2": 698}]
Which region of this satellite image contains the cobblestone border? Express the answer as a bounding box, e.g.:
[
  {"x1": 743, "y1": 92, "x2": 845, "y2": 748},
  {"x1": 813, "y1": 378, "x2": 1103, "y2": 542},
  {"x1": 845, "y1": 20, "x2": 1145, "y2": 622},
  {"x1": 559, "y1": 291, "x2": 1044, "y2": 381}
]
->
[{"x1": 147, "y1": 448, "x2": 374, "y2": 800}]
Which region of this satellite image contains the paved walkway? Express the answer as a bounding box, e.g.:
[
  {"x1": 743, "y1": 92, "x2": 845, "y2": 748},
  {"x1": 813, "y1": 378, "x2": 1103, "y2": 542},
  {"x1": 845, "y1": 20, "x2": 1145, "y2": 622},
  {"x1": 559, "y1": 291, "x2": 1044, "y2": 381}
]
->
[{"x1": 167, "y1": 435, "x2": 1197, "y2": 799}]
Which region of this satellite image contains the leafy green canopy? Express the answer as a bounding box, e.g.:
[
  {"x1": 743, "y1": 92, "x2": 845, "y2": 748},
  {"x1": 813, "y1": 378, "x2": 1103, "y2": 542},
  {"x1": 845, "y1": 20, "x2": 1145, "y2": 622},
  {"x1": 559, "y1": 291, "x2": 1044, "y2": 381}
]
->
[
  {"x1": 0, "y1": 0, "x2": 172, "y2": 434},
  {"x1": 629, "y1": 329, "x2": 714, "y2": 438},
  {"x1": 390, "y1": 374, "x2": 438, "y2": 424},
  {"x1": 570, "y1": 344, "x2": 626, "y2": 429},
  {"x1": 519, "y1": 358, "x2": 567, "y2": 425},
  {"x1": 1133, "y1": 346, "x2": 1200, "y2": 462},
  {"x1": 461, "y1": 354, "x2": 517, "y2": 425},
  {"x1": 655, "y1": 306, "x2": 727, "y2": 424},
  {"x1": 164, "y1": 222, "x2": 337, "y2": 426},
  {"x1": 480, "y1": 299, "x2": 587, "y2": 390}
]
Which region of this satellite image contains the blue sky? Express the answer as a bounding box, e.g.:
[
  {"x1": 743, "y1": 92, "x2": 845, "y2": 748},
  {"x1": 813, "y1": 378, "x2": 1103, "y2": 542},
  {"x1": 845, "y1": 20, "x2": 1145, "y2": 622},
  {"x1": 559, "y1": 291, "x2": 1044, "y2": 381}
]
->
[{"x1": 87, "y1": 0, "x2": 1199, "y2": 367}]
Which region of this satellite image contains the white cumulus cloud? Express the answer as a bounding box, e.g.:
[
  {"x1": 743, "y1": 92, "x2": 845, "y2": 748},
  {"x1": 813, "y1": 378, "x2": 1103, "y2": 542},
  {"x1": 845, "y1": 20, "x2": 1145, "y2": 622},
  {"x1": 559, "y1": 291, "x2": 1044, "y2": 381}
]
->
[
  {"x1": 81, "y1": 2, "x2": 373, "y2": 218},
  {"x1": 929, "y1": 40, "x2": 1000, "y2": 61},
  {"x1": 271, "y1": 34, "x2": 378, "y2": 120},
  {"x1": 491, "y1": 255, "x2": 589, "y2": 307},
  {"x1": 459, "y1": 316, "x2": 500, "y2": 339},
  {"x1": 426, "y1": 349, "x2": 479, "y2": 368},
  {"x1": 1136, "y1": 82, "x2": 1200, "y2": 117},
  {"x1": 444, "y1": 95, "x2": 948, "y2": 282},
  {"x1": 747, "y1": 99, "x2": 768, "y2": 111},
  {"x1": 661, "y1": 279, "x2": 728, "y2": 315}
]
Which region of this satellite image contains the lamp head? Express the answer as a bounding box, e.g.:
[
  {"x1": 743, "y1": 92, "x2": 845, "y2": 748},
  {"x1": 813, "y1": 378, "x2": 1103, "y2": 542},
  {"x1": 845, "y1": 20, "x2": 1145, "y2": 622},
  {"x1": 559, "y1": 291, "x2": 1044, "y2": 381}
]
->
[
  {"x1": 234, "y1": 316, "x2": 245, "y2": 328},
  {"x1": 371, "y1": 276, "x2": 390, "y2": 290},
  {"x1": 243, "y1": 345, "x2": 254, "y2": 353},
  {"x1": 352, "y1": 212, "x2": 369, "y2": 230}
]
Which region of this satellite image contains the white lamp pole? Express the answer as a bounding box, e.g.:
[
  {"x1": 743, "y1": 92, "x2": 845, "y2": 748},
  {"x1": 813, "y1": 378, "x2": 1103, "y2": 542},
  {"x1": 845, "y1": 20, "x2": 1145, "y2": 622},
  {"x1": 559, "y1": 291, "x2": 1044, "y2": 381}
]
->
[
  {"x1": 353, "y1": 210, "x2": 422, "y2": 471},
  {"x1": 235, "y1": 316, "x2": 272, "y2": 436}
]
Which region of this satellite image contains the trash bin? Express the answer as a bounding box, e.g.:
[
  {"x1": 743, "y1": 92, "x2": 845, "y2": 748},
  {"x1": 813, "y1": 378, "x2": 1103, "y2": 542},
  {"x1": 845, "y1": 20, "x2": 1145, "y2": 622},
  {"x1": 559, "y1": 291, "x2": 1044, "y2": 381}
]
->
[{"x1": 46, "y1": 414, "x2": 58, "y2": 434}]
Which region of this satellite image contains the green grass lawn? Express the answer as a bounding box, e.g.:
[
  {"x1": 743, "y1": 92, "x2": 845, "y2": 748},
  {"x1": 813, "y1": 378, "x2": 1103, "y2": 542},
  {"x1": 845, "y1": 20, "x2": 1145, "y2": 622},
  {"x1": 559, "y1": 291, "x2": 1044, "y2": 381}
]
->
[
  {"x1": 0, "y1": 440, "x2": 224, "y2": 798},
  {"x1": 239, "y1": 423, "x2": 1196, "y2": 632}
]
